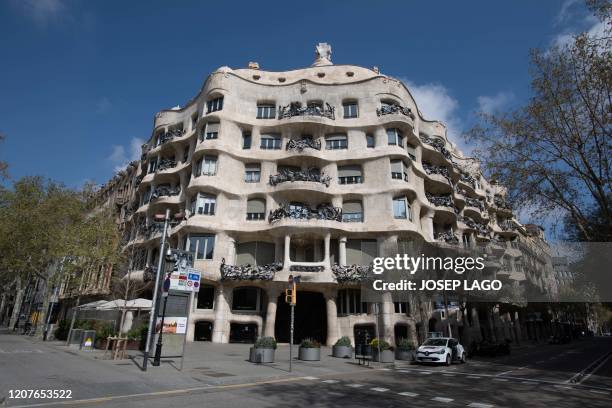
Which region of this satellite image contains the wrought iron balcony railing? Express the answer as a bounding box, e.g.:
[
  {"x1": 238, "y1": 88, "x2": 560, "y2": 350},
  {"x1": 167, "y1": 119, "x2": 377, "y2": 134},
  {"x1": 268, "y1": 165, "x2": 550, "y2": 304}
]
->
[
  {"x1": 220, "y1": 258, "x2": 282, "y2": 281},
  {"x1": 426, "y1": 193, "x2": 455, "y2": 208},
  {"x1": 494, "y1": 196, "x2": 512, "y2": 210},
  {"x1": 269, "y1": 167, "x2": 331, "y2": 187},
  {"x1": 459, "y1": 172, "x2": 477, "y2": 189},
  {"x1": 156, "y1": 158, "x2": 177, "y2": 172},
  {"x1": 460, "y1": 216, "x2": 490, "y2": 236},
  {"x1": 332, "y1": 264, "x2": 372, "y2": 283},
  {"x1": 278, "y1": 102, "x2": 335, "y2": 120},
  {"x1": 419, "y1": 135, "x2": 452, "y2": 160},
  {"x1": 286, "y1": 137, "x2": 321, "y2": 151},
  {"x1": 268, "y1": 203, "x2": 342, "y2": 223},
  {"x1": 465, "y1": 197, "x2": 485, "y2": 211},
  {"x1": 423, "y1": 163, "x2": 452, "y2": 183},
  {"x1": 290, "y1": 265, "x2": 325, "y2": 272},
  {"x1": 151, "y1": 185, "x2": 180, "y2": 200},
  {"x1": 499, "y1": 220, "x2": 518, "y2": 232},
  {"x1": 376, "y1": 103, "x2": 413, "y2": 117},
  {"x1": 157, "y1": 128, "x2": 185, "y2": 147},
  {"x1": 342, "y1": 212, "x2": 363, "y2": 222},
  {"x1": 434, "y1": 230, "x2": 460, "y2": 244}
]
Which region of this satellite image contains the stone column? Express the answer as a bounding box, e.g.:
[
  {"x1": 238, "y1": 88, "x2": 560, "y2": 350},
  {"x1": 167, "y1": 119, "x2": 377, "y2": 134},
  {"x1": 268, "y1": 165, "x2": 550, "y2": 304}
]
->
[
  {"x1": 325, "y1": 290, "x2": 339, "y2": 346},
  {"x1": 514, "y1": 311, "x2": 522, "y2": 344},
  {"x1": 274, "y1": 237, "x2": 284, "y2": 263},
  {"x1": 381, "y1": 291, "x2": 394, "y2": 345},
  {"x1": 227, "y1": 236, "x2": 237, "y2": 264},
  {"x1": 284, "y1": 234, "x2": 291, "y2": 265},
  {"x1": 339, "y1": 236, "x2": 347, "y2": 266},
  {"x1": 264, "y1": 287, "x2": 280, "y2": 337},
  {"x1": 420, "y1": 209, "x2": 435, "y2": 241},
  {"x1": 323, "y1": 232, "x2": 331, "y2": 264},
  {"x1": 471, "y1": 307, "x2": 482, "y2": 342},
  {"x1": 212, "y1": 285, "x2": 231, "y2": 343}
]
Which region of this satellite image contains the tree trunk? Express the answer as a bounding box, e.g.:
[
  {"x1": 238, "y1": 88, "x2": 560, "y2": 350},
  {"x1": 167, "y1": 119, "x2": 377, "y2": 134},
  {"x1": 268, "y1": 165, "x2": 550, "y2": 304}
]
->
[
  {"x1": 35, "y1": 283, "x2": 52, "y2": 338},
  {"x1": 9, "y1": 279, "x2": 24, "y2": 330}
]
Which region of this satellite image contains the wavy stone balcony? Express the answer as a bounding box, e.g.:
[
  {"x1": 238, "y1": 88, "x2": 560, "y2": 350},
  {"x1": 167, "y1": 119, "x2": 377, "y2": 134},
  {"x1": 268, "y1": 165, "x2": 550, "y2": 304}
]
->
[
  {"x1": 459, "y1": 215, "x2": 490, "y2": 237},
  {"x1": 458, "y1": 172, "x2": 477, "y2": 190},
  {"x1": 156, "y1": 158, "x2": 177, "y2": 172},
  {"x1": 151, "y1": 185, "x2": 181, "y2": 200},
  {"x1": 426, "y1": 193, "x2": 459, "y2": 215},
  {"x1": 268, "y1": 203, "x2": 342, "y2": 223},
  {"x1": 278, "y1": 102, "x2": 335, "y2": 120},
  {"x1": 220, "y1": 259, "x2": 283, "y2": 281},
  {"x1": 465, "y1": 197, "x2": 485, "y2": 212},
  {"x1": 332, "y1": 264, "x2": 372, "y2": 283},
  {"x1": 420, "y1": 135, "x2": 452, "y2": 161},
  {"x1": 423, "y1": 163, "x2": 452, "y2": 184},
  {"x1": 269, "y1": 168, "x2": 331, "y2": 187}
]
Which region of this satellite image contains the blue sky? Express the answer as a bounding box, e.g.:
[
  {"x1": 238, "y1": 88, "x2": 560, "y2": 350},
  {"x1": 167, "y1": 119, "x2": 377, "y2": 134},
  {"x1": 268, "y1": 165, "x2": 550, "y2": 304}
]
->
[{"x1": 0, "y1": 0, "x2": 601, "y2": 189}]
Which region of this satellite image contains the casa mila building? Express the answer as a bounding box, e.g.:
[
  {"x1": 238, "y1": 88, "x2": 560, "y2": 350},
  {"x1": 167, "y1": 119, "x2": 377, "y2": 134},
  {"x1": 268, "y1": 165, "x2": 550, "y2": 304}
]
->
[{"x1": 112, "y1": 43, "x2": 555, "y2": 347}]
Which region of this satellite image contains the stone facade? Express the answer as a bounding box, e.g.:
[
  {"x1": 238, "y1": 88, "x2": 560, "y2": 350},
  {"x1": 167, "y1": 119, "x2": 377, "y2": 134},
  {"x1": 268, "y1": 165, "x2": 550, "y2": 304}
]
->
[{"x1": 106, "y1": 44, "x2": 556, "y2": 346}]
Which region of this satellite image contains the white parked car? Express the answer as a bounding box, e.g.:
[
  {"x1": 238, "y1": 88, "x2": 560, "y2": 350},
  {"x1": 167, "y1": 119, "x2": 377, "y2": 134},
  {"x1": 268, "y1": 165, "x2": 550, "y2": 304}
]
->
[{"x1": 415, "y1": 337, "x2": 466, "y2": 365}]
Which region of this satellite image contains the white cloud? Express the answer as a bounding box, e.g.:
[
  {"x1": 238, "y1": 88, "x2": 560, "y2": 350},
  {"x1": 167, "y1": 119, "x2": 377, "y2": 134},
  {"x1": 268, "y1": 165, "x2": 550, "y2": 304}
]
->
[
  {"x1": 551, "y1": 1, "x2": 607, "y2": 48},
  {"x1": 554, "y1": 0, "x2": 580, "y2": 26},
  {"x1": 476, "y1": 91, "x2": 514, "y2": 115},
  {"x1": 402, "y1": 79, "x2": 462, "y2": 138},
  {"x1": 15, "y1": 0, "x2": 66, "y2": 27},
  {"x1": 108, "y1": 137, "x2": 144, "y2": 173}
]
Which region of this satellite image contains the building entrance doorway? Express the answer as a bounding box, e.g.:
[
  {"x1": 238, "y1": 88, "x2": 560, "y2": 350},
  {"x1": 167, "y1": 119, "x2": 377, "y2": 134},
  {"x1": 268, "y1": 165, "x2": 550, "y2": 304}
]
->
[{"x1": 275, "y1": 291, "x2": 326, "y2": 344}]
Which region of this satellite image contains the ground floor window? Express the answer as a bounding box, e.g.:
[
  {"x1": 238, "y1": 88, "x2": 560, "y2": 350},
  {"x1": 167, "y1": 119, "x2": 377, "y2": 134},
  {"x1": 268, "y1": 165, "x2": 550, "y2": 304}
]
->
[
  {"x1": 337, "y1": 289, "x2": 368, "y2": 315},
  {"x1": 197, "y1": 285, "x2": 215, "y2": 309},
  {"x1": 232, "y1": 287, "x2": 262, "y2": 312}
]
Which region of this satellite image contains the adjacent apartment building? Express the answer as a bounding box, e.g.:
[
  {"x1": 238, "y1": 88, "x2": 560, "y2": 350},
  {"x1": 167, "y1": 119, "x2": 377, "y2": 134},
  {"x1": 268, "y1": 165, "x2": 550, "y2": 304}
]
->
[{"x1": 103, "y1": 44, "x2": 556, "y2": 346}]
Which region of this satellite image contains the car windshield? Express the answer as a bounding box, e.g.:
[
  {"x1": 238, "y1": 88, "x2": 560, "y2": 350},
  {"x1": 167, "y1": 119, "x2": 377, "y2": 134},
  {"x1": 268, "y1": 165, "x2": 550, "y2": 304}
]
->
[{"x1": 422, "y1": 339, "x2": 447, "y2": 346}]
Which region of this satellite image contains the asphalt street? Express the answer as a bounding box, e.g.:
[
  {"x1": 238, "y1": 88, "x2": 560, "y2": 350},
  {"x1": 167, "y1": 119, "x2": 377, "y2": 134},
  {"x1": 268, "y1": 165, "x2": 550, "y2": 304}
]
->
[{"x1": 1, "y1": 334, "x2": 611, "y2": 408}]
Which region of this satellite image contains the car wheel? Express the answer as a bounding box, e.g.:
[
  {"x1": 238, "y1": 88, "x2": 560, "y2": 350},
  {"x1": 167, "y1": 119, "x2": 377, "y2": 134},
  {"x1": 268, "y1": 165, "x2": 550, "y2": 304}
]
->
[
  {"x1": 445, "y1": 354, "x2": 451, "y2": 366},
  {"x1": 461, "y1": 352, "x2": 466, "y2": 363}
]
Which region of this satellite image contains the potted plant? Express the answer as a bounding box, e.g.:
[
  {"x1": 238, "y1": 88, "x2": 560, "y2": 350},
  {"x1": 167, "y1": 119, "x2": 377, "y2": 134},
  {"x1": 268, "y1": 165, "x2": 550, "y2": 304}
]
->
[
  {"x1": 249, "y1": 336, "x2": 277, "y2": 363},
  {"x1": 395, "y1": 337, "x2": 416, "y2": 361},
  {"x1": 370, "y1": 338, "x2": 395, "y2": 363},
  {"x1": 298, "y1": 338, "x2": 321, "y2": 361},
  {"x1": 332, "y1": 336, "x2": 352, "y2": 358}
]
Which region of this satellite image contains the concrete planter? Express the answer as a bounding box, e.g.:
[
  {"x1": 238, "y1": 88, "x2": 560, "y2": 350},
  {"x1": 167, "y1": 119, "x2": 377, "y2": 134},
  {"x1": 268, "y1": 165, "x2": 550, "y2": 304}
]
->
[
  {"x1": 395, "y1": 349, "x2": 415, "y2": 361},
  {"x1": 372, "y1": 349, "x2": 395, "y2": 363},
  {"x1": 249, "y1": 347, "x2": 275, "y2": 363},
  {"x1": 332, "y1": 345, "x2": 352, "y2": 358},
  {"x1": 298, "y1": 347, "x2": 321, "y2": 361}
]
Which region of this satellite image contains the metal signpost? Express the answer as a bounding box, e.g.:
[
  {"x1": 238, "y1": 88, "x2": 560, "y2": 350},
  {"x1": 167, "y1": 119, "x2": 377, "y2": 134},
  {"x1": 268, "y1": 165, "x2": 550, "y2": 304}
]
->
[
  {"x1": 285, "y1": 275, "x2": 300, "y2": 372},
  {"x1": 152, "y1": 273, "x2": 171, "y2": 366},
  {"x1": 143, "y1": 209, "x2": 170, "y2": 371}
]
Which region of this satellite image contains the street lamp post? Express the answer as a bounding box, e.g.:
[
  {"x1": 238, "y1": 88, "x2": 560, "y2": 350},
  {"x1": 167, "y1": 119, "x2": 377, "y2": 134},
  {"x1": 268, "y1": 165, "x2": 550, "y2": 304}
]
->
[
  {"x1": 143, "y1": 209, "x2": 170, "y2": 371},
  {"x1": 153, "y1": 274, "x2": 171, "y2": 366}
]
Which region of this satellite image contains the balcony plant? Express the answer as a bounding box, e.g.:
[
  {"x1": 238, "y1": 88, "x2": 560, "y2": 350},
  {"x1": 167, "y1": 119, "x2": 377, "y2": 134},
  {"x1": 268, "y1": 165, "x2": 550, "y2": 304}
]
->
[
  {"x1": 395, "y1": 337, "x2": 416, "y2": 361},
  {"x1": 332, "y1": 336, "x2": 352, "y2": 358},
  {"x1": 249, "y1": 336, "x2": 277, "y2": 363},
  {"x1": 298, "y1": 338, "x2": 321, "y2": 361},
  {"x1": 370, "y1": 338, "x2": 395, "y2": 363}
]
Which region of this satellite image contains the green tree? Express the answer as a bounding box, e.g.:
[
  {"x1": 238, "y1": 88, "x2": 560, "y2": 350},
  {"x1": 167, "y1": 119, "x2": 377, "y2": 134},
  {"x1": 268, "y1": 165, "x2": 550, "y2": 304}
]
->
[{"x1": 465, "y1": 2, "x2": 611, "y2": 241}]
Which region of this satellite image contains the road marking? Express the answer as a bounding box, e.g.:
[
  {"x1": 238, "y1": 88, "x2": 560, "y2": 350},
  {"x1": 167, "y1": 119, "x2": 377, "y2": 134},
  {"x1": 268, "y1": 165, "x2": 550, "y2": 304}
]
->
[
  {"x1": 398, "y1": 369, "x2": 412, "y2": 373},
  {"x1": 321, "y1": 380, "x2": 339, "y2": 384},
  {"x1": 380, "y1": 368, "x2": 391, "y2": 371},
  {"x1": 303, "y1": 376, "x2": 318, "y2": 380},
  {"x1": 578, "y1": 352, "x2": 612, "y2": 384},
  {"x1": 468, "y1": 376, "x2": 481, "y2": 379},
  {"x1": 431, "y1": 397, "x2": 453, "y2": 403},
  {"x1": 468, "y1": 403, "x2": 494, "y2": 408},
  {"x1": 521, "y1": 381, "x2": 537, "y2": 384},
  {"x1": 589, "y1": 390, "x2": 610, "y2": 395},
  {"x1": 371, "y1": 387, "x2": 389, "y2": 392},
  {"x1": 554, "y1": 385, "x2": 572, "y2": 390},
  {"x1": 496, "y1": 370, "x2": 513, "y2": 376},
  {"x1": 398, "y1": 391, "x2": 418, "y2": 397},
  {"x1": 346, "y1": 384, "x2": 365, "y2": 388},
  {"x1": 493, "y1": 378, "x2": 509, "y2": 382},
  {"x1": 442, "y1": 374, "x2": 454, "y2": 377}
]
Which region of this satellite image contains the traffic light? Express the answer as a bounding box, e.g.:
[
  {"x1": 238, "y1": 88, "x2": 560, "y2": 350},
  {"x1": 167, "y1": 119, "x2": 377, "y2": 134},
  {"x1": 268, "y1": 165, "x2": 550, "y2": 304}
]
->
[{"x1": 285, "y1": 286, "x2": 296, "y2": 305}]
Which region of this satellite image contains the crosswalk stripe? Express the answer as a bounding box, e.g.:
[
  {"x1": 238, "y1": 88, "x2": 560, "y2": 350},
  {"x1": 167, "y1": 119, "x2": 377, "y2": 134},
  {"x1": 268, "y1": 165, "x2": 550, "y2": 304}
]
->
[
  {"x1": 431, "y1": 397, "x2": 453, "y2": 403},
  {"x1": 371, "y1": 387, "x2": 389, "y2": 392},
  {"x1": 303, "y1": 376, "x2": 318, "y2": 380},
  {"x1": 346, "y1": 384, "x2": 365, "y2": 388},
  {"x1": 321, "y1": 380, "x2": 339, "y2": 384},
  {"x1": 398, "y1": 391, "x2": 418, "y2": 397},
  {"x1": 468, "y1": 403, "x2": 494, "y2": 408}
]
